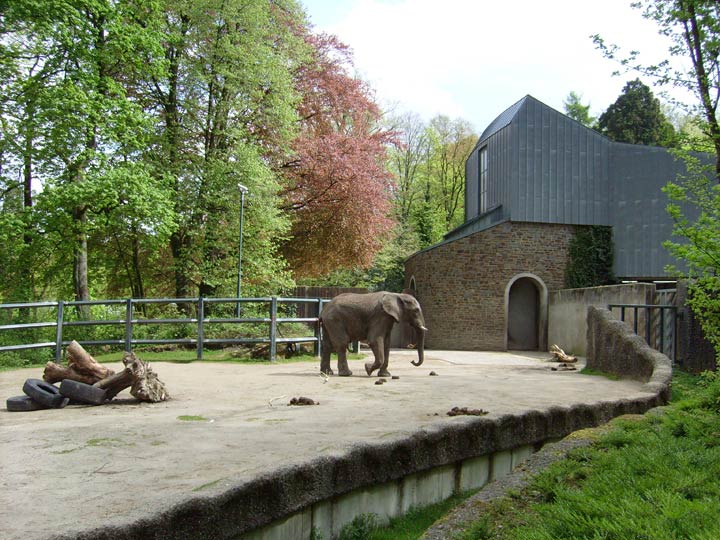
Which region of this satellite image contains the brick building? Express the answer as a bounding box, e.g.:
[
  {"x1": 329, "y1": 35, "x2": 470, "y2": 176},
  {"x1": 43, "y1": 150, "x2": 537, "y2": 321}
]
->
[{"x1": 405, "y1": 95, "x2": 703, "y2": 352}]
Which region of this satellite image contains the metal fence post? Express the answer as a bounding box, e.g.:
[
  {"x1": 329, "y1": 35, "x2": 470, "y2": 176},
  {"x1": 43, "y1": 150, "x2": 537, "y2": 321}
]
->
[
  {"x1": 269, "y1": 296, "x2": 277, "y2": 362},
  {"x1": 125, "y1": 298, "x2": 133, "y2": 353},
  {"x1": 314, "y1": 299, "x2": 321, "y2": 357},
  {"x1": 659, "y1": 307, "x2": 665, "y2": 355},
  {"x1": 54, "y1": 301, "x2": 64, "y2": 362},
  {"x1": 197, "y1": 297, "x2": 205, "y2": 361}
]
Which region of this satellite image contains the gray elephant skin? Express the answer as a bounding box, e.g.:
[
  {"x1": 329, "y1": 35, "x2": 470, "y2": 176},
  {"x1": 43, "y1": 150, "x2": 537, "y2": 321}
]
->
[{"x1": 319, "y1": 292, "x2": 427, "y2": 377}]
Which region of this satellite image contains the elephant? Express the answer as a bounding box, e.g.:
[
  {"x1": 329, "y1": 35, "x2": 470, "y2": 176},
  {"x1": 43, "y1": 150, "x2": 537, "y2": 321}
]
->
[{"x1": 319, "y1": 292, "x2": 427, "y2": 377}]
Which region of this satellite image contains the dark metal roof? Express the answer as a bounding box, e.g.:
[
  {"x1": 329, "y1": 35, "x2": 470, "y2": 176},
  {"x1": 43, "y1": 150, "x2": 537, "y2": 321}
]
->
[{"x1": 476, "y1": 95, "x2": 528, "y2": 147}]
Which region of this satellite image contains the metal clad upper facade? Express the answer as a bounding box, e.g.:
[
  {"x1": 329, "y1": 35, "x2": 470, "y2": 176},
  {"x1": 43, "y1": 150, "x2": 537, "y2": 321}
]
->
[
  {"x1": 459, "y1": 94, "x2": 705, "y2": 279},
  {"x1": 609, "y1": 143, "x2": 691, "y2": 278},
  {"x1": 508, "y1": 97, "x2": 610, "y2": 225}
]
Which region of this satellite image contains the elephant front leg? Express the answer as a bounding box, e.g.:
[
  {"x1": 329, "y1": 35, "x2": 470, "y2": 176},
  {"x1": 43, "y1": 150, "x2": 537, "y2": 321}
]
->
[
  {"x1": 337, "y1": 346, "x2": 353, "y2": 377},
  {"x1": 365, "y1": 339, "x2": 384, "y2": 376},
  {"x1": 377, "y1": 337, "x2": 391, "y2": 377}
]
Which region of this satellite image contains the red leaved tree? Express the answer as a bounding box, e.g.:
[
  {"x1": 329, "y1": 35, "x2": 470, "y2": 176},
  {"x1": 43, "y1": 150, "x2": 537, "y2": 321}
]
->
[{"x1": 282, "y1": 33, "x2": 397, "y2": 278}]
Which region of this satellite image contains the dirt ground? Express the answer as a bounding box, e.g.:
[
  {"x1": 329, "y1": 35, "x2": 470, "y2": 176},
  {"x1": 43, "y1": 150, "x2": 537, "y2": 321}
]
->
[{"x1": 0, "y1": 350, "x2": 654, "y2": 540}]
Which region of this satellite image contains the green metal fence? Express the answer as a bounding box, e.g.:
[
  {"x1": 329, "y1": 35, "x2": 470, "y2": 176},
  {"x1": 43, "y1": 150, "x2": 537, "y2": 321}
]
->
[{"x1": 0, "y1": 297, "x2": 328, "y2": 362}]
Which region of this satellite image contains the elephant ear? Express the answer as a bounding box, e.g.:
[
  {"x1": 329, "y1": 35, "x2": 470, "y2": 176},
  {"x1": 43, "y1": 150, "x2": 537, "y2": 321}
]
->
[{"x1": 381, "y1": 293, "x2": 402, "y2": 323}]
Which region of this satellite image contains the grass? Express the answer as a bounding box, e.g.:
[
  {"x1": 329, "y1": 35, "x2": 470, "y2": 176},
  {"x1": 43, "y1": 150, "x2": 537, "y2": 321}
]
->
[
  {"x1": 579, "y1": 366, "x2": 620, "y2": 380},
  {"x1": 328, "y1": 492, "x2": 479, "y2": 540},
  {"x1": 446, "y1": 368, "x2": 720, "y2": 540},
  {"x1": 0, "y1": 347, "x2": 365, "y2": 371}
]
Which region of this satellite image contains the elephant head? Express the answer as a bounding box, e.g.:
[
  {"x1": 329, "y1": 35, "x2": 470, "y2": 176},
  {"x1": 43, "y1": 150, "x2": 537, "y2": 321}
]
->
[{"x1": 381, "y1": 293, "x2": 427, "y2": 367}]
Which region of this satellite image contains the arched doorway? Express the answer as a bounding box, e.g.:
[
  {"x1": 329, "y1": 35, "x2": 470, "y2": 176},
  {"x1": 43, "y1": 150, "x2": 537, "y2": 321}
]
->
[{"x1": 505, "y1": 274, "x2": 548, "y2": 351}]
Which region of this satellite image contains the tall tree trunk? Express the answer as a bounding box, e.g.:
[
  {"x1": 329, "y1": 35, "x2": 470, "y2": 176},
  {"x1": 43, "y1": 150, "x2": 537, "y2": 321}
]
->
[
  {"x1": 683, "y1": 3, "x2": 720, "y2": 181},
  {"x1": 73, "y1": 206, "x2": 90, "y2": 318},
  {"x1": 21, "y1": 104, "x2": 35, "y2": 302}
]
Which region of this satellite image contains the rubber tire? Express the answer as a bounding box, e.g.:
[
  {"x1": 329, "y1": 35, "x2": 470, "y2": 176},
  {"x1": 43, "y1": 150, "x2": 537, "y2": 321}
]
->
[
  {"x1": 59, "y1": 379, "x2": 107, "y2": 405},
  {"x1": 6, "y1": 395, "x2": 50, "y2": 412},
  {"x1": 22, "y1": 379, "x2": 70, "y2": 409}
]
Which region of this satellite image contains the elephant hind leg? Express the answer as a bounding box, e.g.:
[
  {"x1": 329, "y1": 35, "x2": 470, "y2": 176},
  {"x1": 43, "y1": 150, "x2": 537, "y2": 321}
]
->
[
  {"x1": 320, "y1": 335, "x2": 334, "y2": 375},
  {"x1": 336, "y1": 346, "x2": 352, "y2": 376}
]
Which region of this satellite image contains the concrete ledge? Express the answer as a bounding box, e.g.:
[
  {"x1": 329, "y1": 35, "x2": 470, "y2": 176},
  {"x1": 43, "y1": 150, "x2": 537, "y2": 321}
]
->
[
  {"x1": 586, "y1": 306, "x2": 673, "y2": 402},
  {"x1": 49, "y1": 395, "x2": 668, "y2": 540}
]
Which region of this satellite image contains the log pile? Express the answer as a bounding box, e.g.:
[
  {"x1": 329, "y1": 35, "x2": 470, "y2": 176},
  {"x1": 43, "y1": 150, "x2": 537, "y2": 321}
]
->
[
  {"x1": 44, "y1": 340, "x2": 115, "y2": 385},
  {"x1": 43, "y1": 341, "x2": 169, "y2": 403}
]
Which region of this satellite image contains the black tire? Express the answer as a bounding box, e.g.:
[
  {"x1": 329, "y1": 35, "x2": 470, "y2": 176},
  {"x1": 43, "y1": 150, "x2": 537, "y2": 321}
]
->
[
  {"x1": 59, "y1": 379, "x2": 107, "y2": 405},
  {"x1": 6, "y1": 395, "x2": 50, "y2": 412},
  {"x1": 22, "y1": 378, "x2": 69, "y2": 409}
]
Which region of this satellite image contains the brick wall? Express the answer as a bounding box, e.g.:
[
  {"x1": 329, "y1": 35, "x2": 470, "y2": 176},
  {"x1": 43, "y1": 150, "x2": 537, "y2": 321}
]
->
[{"x1": 405, "y1": 221, "x2": 576, "y2": 350}]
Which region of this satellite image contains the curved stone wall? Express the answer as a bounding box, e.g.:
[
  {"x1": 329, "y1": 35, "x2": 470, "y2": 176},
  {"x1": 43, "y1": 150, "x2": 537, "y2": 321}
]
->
[{"x1": 586, "y1": 305, "x2": 672, "y2": 402}]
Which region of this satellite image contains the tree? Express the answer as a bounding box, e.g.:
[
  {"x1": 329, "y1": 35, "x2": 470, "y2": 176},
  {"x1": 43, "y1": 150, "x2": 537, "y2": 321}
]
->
[
  {"x1": 425, "y1": 115, "x2": 475, "y2": 231},
  {"x1": 597, "y1": 79, "x2": 676, "y2": 146},
  {"x1": 0, "y1": 0, "x2": 175, "y2": 310},
  {"x1": 281, "y1": 33, "x2": 397, "y2": 278},
  {"x1": 563, "y1": 91, "x2": 596, "y2": 127},
  {"x1": 387, "y1": 112, "x2": 428, "y2": 224},
  {"x1": 594, "y1": 1, "x2": 720, "y2": 358},
  {"x1": 593, "y1": 1, "x2": 720, "y2": 173},
  {"x1": 142, "y1": 0, "x2": 304, "y2": 298}
]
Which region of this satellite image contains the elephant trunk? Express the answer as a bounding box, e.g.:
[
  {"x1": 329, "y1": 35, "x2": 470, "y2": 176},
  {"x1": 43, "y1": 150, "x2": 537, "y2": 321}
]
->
[{"x1": 411, "y1": 325, "x2": 426, "y2": 367}]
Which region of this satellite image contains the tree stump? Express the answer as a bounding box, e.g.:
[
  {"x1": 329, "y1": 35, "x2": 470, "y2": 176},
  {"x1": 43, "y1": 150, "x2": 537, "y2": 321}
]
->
[
  {"x1": 94, "y1": 351, "x2": 169, "y2": 402},
  {"x1": 43, "y1": 340, "x2": 115, "y2": 384}
]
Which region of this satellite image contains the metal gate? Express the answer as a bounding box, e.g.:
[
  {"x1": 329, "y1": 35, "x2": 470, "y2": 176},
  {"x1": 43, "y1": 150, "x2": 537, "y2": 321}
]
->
[{"x1": 607, "y1": 302, "x2": 678, "y2": 362}]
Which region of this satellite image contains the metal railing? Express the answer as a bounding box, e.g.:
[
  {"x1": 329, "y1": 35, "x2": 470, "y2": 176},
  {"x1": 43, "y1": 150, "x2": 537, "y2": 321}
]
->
[
  {"x1": 0, "y1": 297, "x2": 329, "y2": 362},
  {"x1": 608, "y1": 303, "x2": 678, "y2": 362}
]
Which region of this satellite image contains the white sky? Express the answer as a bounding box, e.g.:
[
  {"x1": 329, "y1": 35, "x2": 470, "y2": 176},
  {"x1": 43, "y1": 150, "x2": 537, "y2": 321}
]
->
[{"x1": 300, "y1": 0, "x2": 688, "y2": 133}]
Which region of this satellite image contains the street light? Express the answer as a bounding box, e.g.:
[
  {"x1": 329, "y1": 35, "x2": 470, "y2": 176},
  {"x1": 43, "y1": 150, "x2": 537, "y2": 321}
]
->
[{"x1": 235, "y1": 183, "x2": 249, "y2": 317}]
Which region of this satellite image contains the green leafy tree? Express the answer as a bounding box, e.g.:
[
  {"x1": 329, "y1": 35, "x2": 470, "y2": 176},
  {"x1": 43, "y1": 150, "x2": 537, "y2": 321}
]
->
[
  {"x1": 595, "y1": 1, "x2": 720, "y2": 358},
  {"x1": 597, "y1": 79, "x2": 676, "y2": 146},
  {"x1": 0, "y1": 0, "x2": 174, "y2": 309},
  {"x1": 142, "y1": 0, "x2": 305, "y2": 298},
  {"x1": 563, "y1": 91, "x2": 596, "y2": 127}
]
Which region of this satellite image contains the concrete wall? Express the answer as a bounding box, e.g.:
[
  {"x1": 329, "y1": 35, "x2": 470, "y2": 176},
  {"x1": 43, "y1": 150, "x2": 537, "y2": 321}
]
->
[
  {"x1": 243, "y1": 446, "x2": 533, "y2": 540},
  {"x1": 548, "y1": 283, "x2": 656, "y2": 356},
  {"x1": 586, "y1": 306, "x2": 672, "y2": 402},
  {"x1": 236, "y1": 386, "x2": 669, "y2": 540}
]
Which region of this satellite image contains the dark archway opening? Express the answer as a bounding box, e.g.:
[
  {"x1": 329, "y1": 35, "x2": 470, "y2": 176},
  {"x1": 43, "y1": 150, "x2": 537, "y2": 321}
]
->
[{"x1": 507, "y1": 277, "x2": 540, "y2": 350}]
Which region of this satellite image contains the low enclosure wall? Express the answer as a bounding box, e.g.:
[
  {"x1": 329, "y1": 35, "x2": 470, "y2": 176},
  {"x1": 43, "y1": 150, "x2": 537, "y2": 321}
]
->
[
  {"x1": 548, "y1": 283, "x2": 656, "y2": 356},
  {"x1": 586, "y1": 306, "x2": 672, "y2": 402}
]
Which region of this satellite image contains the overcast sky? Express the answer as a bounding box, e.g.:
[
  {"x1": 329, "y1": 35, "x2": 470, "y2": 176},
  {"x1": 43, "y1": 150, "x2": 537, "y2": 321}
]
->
[{"x1": 300, "y1": 0, "x2": 686, "y2": 133}]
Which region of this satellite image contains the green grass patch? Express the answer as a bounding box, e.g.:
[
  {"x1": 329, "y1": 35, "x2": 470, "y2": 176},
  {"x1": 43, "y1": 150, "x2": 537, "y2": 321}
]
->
[
  {"x1": 177, "y1": 415, "x2": 209, "y2": 422},
  {"x1": 579, "y1": 366, "x2": 620, "y2": 380},
  {"x1": 1, "y1": 347, "x2": 364, "y2": 371},
  {"x1": 323, "y1": 491, "x2": 478, "y2": 540},
  {"x1": 90, "y1": 349, "x2": 363, "y2": 365},
  {"x1": 450, "y1": 368, "x2": 720, "y2": 540}
]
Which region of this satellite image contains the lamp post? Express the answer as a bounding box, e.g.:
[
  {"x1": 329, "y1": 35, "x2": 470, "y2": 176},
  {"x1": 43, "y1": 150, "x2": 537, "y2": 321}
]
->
[{"x1": 235, "y1": 183, "x2": 248, "y2": 317}]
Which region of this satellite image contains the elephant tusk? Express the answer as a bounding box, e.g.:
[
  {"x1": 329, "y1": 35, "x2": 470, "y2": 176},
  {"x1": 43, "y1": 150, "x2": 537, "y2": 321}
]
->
[{"x1": 419, "y1": 326, "x2": 428, "y2": 332}]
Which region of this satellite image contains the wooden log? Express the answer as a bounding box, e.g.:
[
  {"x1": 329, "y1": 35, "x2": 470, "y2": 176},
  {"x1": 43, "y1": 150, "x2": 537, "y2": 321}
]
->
[
  {"x1": 94, "y1": 365, "x2": 135, "y2": 400},
  {"x1": 43, "y1": 362, "x2": 98, "y2": 385},
  {"x1": 94, "y1": 352, "x2": 169, "y2": 403},
  {"x1": 43, "y1": 341, "x2": 115, "y2": 384},
  {"x1": 66, "y1": 340, "x2": 115, "y2": 379},
  {"x1": 550, "y1": 344, "x2": 577, "y2": 363}
]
